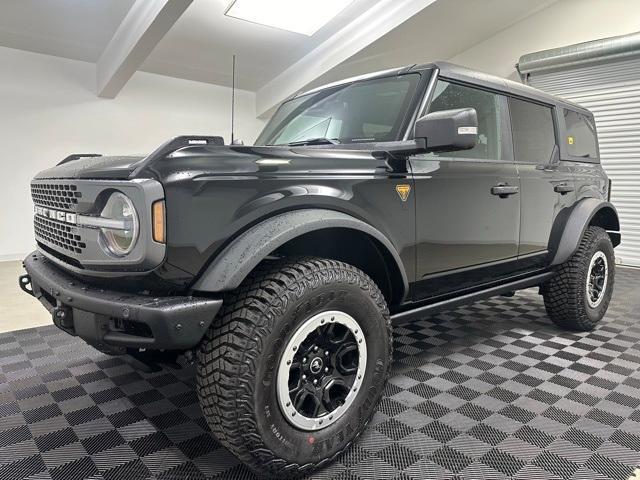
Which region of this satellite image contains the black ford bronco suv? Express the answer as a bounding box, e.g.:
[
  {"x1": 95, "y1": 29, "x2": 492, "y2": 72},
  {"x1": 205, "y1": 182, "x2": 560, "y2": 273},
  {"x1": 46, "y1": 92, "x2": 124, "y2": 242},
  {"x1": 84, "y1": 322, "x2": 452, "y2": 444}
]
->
[{"x1": 20, "y1": 62, "x2": 620, "y2": 478}]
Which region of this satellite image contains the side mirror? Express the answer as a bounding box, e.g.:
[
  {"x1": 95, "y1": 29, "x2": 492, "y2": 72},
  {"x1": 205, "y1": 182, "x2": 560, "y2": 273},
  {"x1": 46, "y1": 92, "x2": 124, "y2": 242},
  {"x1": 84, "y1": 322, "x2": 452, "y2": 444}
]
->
[{"x1": 414, "y1": 108, "x2": 478, "y2": 153}]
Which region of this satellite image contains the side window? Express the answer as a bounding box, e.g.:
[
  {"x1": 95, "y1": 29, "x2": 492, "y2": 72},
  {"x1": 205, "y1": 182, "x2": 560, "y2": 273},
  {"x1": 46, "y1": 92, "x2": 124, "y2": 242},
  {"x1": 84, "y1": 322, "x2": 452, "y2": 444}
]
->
[
  {"x1": 426, "y1": 80, "x2": 504, "y2": 160},
  {"x1": 509, "y1": 98, "x2": 556, "y2": 163},
  {"x1": 563, "y1": 109, "x2": 598, "y2": 159}
]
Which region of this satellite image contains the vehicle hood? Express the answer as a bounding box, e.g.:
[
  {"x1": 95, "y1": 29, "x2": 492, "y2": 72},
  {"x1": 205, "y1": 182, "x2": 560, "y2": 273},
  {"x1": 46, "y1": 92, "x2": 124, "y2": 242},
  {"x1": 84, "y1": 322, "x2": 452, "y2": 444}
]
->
[
  {"x1": 140, "y1": 144, "x2": 386, "y2": 181},
  {"x1": 34, "y1": 155, "x2": 146, "y2": 180},
  {"x1": 33, "y1": 143, "x2": 385, "y2": 182}
]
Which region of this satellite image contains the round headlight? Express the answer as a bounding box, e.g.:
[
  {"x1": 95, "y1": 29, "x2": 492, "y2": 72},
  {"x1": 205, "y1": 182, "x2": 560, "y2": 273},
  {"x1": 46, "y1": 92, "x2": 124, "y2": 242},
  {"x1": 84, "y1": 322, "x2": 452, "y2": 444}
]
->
[{"x1": 99, "y1": 192, "x2": 139, "y2": 257}]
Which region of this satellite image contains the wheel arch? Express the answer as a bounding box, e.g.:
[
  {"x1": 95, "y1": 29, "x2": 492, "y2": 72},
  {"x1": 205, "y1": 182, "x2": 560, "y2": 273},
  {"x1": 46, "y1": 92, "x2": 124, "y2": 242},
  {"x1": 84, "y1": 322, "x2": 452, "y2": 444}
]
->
[
  {"x1": 191, "y1": 209, "x2": 409, "y2": 305},
  {"x1": 549, "y1": 198, "x2": 620, "y2": 266}
]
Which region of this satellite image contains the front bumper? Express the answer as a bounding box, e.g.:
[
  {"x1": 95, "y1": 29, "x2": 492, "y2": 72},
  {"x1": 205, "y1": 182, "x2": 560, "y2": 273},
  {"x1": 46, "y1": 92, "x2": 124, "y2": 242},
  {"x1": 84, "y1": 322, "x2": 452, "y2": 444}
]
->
[{"x1": 21, "y1": 251, "x2": 222, "y2": 353}]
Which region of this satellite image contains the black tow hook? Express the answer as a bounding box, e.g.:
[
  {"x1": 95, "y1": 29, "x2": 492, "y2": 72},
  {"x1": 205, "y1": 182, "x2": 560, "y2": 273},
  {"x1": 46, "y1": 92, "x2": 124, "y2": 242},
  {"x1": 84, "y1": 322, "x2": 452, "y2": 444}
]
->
[
  {"x1": 53, "y1": 306, "x2": 74, "y2": 330},
  {"x1": 18, "y1": 274, "x2": 34, "y2": 297}
]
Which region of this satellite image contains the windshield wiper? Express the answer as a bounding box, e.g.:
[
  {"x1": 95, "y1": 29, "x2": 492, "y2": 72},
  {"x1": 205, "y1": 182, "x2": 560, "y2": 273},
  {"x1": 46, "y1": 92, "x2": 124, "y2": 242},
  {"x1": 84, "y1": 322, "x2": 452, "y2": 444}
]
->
[{"x1": 286, "y1": 137, "x2": 340, "y2": 146}]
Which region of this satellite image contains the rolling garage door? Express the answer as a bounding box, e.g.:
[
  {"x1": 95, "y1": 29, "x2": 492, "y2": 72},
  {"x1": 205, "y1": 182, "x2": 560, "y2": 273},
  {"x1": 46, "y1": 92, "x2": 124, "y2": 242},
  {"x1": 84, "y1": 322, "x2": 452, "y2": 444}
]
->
[{"x1": 519, "y1": 38, "x2": 640, "y2": 267}]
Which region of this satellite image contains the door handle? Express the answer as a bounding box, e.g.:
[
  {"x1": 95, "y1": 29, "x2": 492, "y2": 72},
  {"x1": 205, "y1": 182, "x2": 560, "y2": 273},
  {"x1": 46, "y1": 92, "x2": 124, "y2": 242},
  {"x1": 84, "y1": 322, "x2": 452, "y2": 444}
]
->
[
  {"x1": 491, "y1": 184, "x2": 519, "y2": 198},
  {"x1": 554, "y1": 183, "x2": 574, "y2": 195},
  {"x1": 536, "y1": 163, "x2": 559, "y2": 172}
]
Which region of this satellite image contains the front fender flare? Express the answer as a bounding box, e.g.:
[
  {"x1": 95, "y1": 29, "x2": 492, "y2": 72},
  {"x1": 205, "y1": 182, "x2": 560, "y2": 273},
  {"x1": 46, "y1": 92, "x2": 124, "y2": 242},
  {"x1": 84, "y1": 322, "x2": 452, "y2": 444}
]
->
[
  {"x1": 550, "y1": 198, "x2": 620, "y2": 266},
  {"x1": 192, "y1": 209, "x2": 409, "y2": 298}
]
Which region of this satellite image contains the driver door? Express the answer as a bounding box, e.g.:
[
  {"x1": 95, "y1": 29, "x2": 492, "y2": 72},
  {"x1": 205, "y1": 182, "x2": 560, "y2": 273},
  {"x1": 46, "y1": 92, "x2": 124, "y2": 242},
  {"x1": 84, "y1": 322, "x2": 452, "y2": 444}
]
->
[{"x1": 410, "y1": 80, "x2": 520, "y2": 300}]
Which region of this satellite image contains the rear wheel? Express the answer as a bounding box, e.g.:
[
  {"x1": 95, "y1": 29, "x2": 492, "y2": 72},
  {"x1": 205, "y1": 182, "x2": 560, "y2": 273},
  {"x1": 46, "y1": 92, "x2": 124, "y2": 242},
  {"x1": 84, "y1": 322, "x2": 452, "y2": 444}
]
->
[
  {"x1": 542, "y1": 226, "x2": 615, "y2": 331},
  {"x1": 197, "y1": 257, "x2": 392, "y2": 478}
]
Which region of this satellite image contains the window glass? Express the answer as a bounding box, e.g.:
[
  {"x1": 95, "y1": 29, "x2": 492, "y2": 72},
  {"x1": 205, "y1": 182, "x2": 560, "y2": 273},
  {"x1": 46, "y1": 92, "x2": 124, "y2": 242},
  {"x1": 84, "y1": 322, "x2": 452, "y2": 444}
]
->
[
  {"x1": 255, "y1": 74, "x2": 420, "y2": 145},
  {"x1": 509, "y1": 98, "x2": 556, "y2": 163},
  {"x1": 426, "y1": 80, "x2": 503, "y2": 160},
  {"x1": 564, "y1": 109, "x2": 598, "y2": 158}
]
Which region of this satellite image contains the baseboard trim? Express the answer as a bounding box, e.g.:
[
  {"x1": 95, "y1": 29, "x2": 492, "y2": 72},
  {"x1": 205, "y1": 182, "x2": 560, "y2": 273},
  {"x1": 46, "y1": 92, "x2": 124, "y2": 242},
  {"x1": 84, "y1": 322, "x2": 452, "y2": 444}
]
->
[{"x1": 0, "y1": 253, "x2": 28, "y2": 262}]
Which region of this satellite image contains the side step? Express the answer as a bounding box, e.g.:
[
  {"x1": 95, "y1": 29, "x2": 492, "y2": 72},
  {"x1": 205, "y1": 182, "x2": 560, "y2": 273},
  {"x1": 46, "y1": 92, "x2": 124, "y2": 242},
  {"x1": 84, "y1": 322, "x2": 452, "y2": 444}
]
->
[{"x1": 391, "y1": 271, "x2": 554, "y2": 324}]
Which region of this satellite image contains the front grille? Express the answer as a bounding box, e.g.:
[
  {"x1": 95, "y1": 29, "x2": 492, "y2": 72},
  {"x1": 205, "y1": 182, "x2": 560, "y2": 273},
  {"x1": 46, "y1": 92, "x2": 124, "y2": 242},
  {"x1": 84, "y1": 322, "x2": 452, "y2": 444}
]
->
[
  {"x1": 34, "y1": 215, "x2": 86, "y2": 254},
  {"x1": 31, "y1": 182, "x2": 82, "y2": 211},
  {"x1": 30, "y1": 177, "x2": 163, "y2": 272}
]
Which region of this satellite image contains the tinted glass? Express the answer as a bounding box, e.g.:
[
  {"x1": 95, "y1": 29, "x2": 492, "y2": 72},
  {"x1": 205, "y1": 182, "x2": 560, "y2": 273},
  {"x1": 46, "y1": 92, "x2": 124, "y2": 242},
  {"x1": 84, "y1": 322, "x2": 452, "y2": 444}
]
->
[
  {"x1": 564, "y1": 109, "x2": 598, "y2": 158},
  {"x1": 509, "y1": 98, "x2": 556, "y2": 163},
  {"x1": 426, "y1": 80, "x2": 504, "y2": 160},
  {"x1": 256, "y1": 74, "x2": 420, "y2": 145}
]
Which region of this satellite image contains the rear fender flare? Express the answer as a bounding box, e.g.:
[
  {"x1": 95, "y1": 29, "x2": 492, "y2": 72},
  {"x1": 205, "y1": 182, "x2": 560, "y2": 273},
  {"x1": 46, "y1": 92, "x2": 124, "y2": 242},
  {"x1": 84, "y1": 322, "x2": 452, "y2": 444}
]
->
[
  {"x1": 192, "y1": 209, "x2": 409, "y2": 299},
  {"x1": 549, "y1": 198, "x2": 620, "y2": 266}
]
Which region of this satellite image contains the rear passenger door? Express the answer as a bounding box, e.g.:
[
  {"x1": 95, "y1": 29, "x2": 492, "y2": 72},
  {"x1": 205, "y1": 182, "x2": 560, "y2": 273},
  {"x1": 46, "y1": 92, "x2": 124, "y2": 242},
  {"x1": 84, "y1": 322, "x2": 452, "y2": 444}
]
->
[{"x1": 508, "y1": 98, "x2": 576, "y2": 263}]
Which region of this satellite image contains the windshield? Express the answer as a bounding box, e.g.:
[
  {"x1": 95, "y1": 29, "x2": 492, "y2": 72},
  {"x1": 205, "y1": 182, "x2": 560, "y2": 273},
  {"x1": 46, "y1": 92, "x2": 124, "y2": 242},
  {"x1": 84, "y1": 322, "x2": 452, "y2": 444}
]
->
[{"x1": 255, "y1": 73, "x2": 421, "y2": 146}]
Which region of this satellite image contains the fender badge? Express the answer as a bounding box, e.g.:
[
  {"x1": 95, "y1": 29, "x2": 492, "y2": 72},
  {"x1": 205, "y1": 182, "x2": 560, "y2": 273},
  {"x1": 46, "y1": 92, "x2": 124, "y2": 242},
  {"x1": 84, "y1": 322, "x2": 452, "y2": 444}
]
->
[{"x1": 396, "y1": 184, "x2": 411, "y2": 202}]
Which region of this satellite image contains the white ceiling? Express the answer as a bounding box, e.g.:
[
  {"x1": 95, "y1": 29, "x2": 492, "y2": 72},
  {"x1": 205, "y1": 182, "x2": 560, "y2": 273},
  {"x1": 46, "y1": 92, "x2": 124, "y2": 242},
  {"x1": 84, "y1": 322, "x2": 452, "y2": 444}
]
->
[
  {"x1": 0, "y1": 0, "x2": 135, "y2": 63},
  {"x1": 0, "y1": 0, "x2": 560, "y2": 96},
  {"x1": 142, "y1": 0, "x2": 389, "y2": 90},
  {"x1": 0, "y1": 0, "x2": 388, "y2": 91}
]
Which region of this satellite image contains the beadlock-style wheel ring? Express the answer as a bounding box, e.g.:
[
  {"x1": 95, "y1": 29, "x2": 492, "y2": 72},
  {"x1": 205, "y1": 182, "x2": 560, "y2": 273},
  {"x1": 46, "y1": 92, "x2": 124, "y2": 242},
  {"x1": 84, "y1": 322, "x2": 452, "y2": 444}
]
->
[
  {"x1": 586, "y1": 250, "x2": 608, "y2": 308},
  {"x1": 276, "y1": 311, "x2": 367, "y2": 431}
]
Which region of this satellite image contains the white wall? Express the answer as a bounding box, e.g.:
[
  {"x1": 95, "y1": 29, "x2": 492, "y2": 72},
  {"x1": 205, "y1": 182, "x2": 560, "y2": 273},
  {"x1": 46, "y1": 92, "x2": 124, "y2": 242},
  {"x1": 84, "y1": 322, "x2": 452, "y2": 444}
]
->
[
  {"x1": 0, "y1": 46, "x2": 265, "y2": 260},
  {"x1": 449, "y1": 0, "x2": 640, "y2": 80}
]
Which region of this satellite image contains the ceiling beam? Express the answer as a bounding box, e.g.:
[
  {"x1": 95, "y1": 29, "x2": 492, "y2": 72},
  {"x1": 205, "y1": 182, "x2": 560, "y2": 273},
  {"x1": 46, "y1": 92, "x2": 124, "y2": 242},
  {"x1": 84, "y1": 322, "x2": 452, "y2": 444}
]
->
[
  {"x1": 96, "y1": 0, "x2": 193, "y2": 98},
  {"x1": 255, "y1": 0, "x2": 437, "y2": 118}
]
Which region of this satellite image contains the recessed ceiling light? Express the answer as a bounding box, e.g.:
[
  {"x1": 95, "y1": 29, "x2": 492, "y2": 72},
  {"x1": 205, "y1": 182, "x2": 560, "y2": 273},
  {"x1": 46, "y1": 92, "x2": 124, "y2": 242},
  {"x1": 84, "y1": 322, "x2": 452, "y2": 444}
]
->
[{"x1": 225, "y1": 0, "x2": 354, "y2": 36}]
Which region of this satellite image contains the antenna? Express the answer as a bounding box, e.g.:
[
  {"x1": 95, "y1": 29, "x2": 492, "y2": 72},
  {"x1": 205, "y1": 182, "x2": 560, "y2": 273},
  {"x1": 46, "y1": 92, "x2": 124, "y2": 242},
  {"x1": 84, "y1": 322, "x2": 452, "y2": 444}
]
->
[{"x1": 231, "y1": 54, "x2": 236, "y2": 145}]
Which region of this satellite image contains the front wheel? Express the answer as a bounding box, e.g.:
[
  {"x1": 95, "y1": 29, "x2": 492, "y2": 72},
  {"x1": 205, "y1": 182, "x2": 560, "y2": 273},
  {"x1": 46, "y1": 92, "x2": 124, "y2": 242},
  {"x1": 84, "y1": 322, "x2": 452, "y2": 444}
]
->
[
  {"x1": 542, "y1": 226, "x2": 615, "y2": 331},
  {"x1": 197, "y1": 258, "x2": 392, "y2": 478}
]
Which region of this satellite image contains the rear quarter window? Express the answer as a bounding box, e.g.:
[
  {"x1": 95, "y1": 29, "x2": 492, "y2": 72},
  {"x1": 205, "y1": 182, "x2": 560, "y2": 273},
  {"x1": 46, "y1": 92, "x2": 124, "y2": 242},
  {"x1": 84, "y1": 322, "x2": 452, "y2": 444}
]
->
[{"x1": 563, "y1": 109, "x2": 598, "y2": 160}]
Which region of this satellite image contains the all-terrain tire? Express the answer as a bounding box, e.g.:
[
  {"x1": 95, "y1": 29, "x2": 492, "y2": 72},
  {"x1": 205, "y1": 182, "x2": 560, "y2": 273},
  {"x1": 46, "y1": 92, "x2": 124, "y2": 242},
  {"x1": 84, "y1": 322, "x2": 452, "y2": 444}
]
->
[
  {"x1": 196, "y1": 257, "x2": 392, "y2": 478},
  {"x1": 542, "y1": 226, "x2": 615, "y2": 331}
]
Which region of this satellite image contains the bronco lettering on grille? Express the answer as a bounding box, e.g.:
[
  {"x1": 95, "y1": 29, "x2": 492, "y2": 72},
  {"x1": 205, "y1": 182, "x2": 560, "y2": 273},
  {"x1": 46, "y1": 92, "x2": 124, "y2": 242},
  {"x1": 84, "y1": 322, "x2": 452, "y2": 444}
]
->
[{"x1": 34, "y1": 206, "x2": 77, "y2": 225}]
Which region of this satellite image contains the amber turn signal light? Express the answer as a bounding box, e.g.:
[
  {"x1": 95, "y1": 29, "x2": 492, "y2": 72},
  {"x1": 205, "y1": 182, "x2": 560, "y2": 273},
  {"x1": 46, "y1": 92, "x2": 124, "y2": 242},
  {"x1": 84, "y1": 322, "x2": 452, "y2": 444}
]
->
[{"x1": 152, "y1": 200, "x2": 165, "y2": 243}]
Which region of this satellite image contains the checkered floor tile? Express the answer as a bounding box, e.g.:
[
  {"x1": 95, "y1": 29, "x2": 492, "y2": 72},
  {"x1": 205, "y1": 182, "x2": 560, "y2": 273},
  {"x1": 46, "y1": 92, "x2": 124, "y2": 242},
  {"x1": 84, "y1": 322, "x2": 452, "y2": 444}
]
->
[{"x1": 2, "y1": 268, "x2": 640, "y2": 479}]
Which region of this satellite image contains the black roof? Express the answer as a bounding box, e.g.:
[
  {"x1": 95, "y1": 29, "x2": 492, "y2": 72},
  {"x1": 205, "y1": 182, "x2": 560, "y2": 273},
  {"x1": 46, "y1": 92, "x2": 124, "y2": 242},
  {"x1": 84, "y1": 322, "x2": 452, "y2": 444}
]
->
[
  {"x1": 424, "y1": 61, "x2": 587, "y2": 112},
  {"x1": 298, "y1": 61, "x2": 589, "y2": 114}
]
